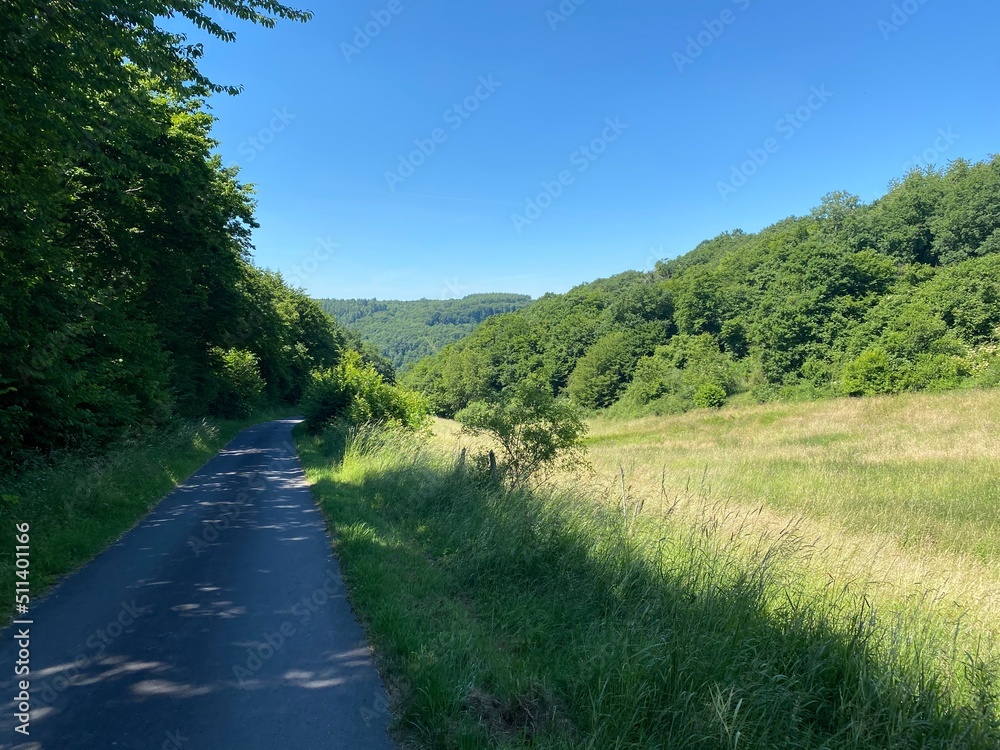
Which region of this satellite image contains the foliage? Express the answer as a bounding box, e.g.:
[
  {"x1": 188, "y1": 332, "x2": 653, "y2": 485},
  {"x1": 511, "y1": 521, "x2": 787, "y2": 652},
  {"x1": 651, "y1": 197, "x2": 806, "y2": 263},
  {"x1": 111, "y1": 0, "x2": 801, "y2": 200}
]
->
[
  {"x1": 301, "y1": 353, "x2": 429, "y2": 434},
  {"x1": 207, "y1": 348, "x2": 265, "y2": 418},
  {"x1": 566, "y1": 325, "x2": 666, "y2": 409},
  {"x1": 406, "y1": 157, "x2": 1000, "y2": 418},
  {"x1": 610, "y1": 334, "x2": 740, "y2": 417},
  {"x1": 0, "y1": 0, "x2": 346, "y2": 472},
  {"x1": 841, "y1": 348, "x2": 900, "y2": 397},
  {"x1": 318, "y1": 294, "x2": 533, "y2": 370},
  {"x1": 693, "y1": 382, "x2": 728, "y2": 408},
  {"x1": 566, "y1": 332, "x2": 634, "y2": 409},
  {"x1": 455, "y1": 384, "x2": 587, "y2": 488}
]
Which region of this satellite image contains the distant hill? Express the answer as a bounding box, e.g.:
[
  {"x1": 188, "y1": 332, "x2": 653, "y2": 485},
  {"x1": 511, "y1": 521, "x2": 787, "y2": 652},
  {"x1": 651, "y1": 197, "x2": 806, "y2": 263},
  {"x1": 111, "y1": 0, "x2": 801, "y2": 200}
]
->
[{"x1": 316, "y1": 293, "x2": 533, "y2": 371}]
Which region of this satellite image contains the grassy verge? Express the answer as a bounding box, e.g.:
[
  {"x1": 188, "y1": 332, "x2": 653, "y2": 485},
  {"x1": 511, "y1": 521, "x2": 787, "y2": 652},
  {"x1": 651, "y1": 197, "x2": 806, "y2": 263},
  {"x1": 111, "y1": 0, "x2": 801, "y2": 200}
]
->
[
  {"x1": 0, "y1": 408, "x2": 296, "y2": 623},
  {"x1": 296, "y1": 421, "x2": 1000, "y2": 750}
]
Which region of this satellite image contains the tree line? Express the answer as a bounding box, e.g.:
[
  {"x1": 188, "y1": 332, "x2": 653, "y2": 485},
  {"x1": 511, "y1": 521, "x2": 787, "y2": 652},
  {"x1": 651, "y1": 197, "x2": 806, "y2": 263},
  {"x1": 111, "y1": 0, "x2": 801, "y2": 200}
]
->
[
  {"x1": 404, "y1": 157, "x2": 1000, "y2": 418},
  {"x1": 0, "y1": 2, "x2": 359, "y2": 472}
]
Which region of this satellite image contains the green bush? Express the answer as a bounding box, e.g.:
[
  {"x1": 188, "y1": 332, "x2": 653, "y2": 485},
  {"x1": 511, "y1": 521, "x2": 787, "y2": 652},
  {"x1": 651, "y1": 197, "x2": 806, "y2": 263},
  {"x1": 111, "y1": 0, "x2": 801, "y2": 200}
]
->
[
  {"x1": 693, "y1": 382, "x2": 727, "y2": 408},
  {"x1": 841, "y1": 348, "x2": 901, "y2": 397},
  {"x1": 208, "y1": 348, "x2": 265, "y2": 418},
  {"x1": 566, "y1": 331, "x2": 634, "y2": 409},
  {"x1": 975, "y1": 359, "x2": 1000, "y2": 388},
  {"x1": 968, "y1": 337, "x2": 1000, "y2": 388},
  {"x1": 609, "y1": 334, "x2": 739, "y2": 417},
  {"x1": 902, "y1": 353, "x2": 970, "y2": 391},
  {"x1": 302, "y1": 351, "x2": 429, "y2": 433}
]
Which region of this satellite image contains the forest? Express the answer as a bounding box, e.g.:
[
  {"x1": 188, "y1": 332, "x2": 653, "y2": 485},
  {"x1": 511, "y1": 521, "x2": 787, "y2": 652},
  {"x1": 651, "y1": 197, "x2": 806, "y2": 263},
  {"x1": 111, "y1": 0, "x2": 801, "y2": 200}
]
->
[
  {"x1": 0, "y1": 2, "x2": 394, "y2": 475},
  {"x1": 317, "y1": 294, "x2": 532, "y2": 371},
  {"x1": 403, "y1": 158, "x2": 1000, "y2": 418}
]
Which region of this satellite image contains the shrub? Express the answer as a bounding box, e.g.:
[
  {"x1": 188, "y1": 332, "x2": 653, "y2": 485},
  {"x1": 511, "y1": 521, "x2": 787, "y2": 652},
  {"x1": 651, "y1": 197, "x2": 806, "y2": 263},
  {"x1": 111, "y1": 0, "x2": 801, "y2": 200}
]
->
[
  {"x1": 902, "y1": 353, "x2": 970, "y2": 392},
  {"x1": 968, "y1": 334, "x2": 1000, "y2": 388},
  {"x1": 302, "y1": 351, "x2": 429, "y2": 433},
  {"x1": 300, "y1": 368, "x2": 351, "y2": 429},
  {"x1": 609, "y1": 334, "x2": 739, "y2": 417},
  {"x1": 841, "y1": 348, "x2": 900, "y2": 397},
  {"x1": 566, "y1": 331, "x2": 634, "y2": 409},
  {"x1": 693, "y1": 382, "x2": 727, "y2": 409},
  {"x1": 456, "y1": 383, "x2": 587, "y2": 488}
]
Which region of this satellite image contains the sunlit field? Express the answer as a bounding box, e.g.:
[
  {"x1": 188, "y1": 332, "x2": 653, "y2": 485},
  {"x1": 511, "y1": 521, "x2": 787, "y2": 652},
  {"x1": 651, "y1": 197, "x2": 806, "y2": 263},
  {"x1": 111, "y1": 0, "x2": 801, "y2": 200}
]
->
[
  {"x1": 587, "y1": 390, "x2": 1000, "y2": 562},
  {"x1": 299, "y1": 390, "x2": 1000, "y2": 749}
]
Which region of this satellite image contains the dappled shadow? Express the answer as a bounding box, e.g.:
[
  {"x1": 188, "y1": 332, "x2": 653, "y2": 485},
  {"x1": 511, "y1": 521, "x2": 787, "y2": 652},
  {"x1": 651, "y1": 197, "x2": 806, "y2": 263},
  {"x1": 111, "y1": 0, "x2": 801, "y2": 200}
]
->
[{"x1": 0, "y1": 420, "x2": 394, "y2": 749}]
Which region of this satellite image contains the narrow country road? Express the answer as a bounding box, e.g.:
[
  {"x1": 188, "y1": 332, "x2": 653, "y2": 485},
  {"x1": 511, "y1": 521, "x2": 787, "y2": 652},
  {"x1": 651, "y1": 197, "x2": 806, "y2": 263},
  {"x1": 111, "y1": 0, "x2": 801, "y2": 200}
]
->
[{"x1": 0, "y1": 419, "x2": 396, "y2": 750}]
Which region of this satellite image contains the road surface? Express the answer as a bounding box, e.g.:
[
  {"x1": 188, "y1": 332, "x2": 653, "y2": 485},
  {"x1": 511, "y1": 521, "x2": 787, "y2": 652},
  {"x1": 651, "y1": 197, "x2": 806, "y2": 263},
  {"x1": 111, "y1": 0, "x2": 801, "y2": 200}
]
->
[{"x1": 0, "y1": 419, "x2": 396, "y2": 750}]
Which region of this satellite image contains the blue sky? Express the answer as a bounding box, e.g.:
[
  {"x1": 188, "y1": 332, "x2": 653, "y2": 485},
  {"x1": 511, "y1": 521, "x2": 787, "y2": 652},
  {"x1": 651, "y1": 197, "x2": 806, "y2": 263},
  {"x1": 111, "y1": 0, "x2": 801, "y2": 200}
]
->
[{"x1": 176, "y1": 1, "x2": 999, "y2": 300}]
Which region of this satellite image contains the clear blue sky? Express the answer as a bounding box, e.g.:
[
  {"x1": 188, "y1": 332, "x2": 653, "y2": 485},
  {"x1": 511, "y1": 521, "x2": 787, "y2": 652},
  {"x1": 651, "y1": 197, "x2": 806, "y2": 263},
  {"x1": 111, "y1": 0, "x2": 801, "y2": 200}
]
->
[{"x1": 176, "y1": 0, "x2": 999, "y2": 300}]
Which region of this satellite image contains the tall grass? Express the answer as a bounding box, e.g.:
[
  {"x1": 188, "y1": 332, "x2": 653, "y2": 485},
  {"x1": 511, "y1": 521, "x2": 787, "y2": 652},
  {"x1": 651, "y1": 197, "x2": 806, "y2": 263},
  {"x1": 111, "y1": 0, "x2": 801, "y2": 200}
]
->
[
  {"x1": 585, "y1": 390, "x2": 1000, "y2": 565},
  {"x1": 297, "y1": 422, "x2": 1000, "y2": 749},
  {"x1": 0, "y1": 411, "x2": 291, "y2": 621}
]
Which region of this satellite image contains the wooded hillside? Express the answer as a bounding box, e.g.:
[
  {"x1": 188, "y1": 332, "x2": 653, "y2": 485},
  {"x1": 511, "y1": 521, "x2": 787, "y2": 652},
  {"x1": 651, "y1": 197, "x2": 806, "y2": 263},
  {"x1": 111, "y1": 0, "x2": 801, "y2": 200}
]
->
[
  {"x1": 317, "y1": 294, "x2": 532, "y2": 370},
  {"x1": 404, "y1": 158, "x2": 1000, "y2": 417}
]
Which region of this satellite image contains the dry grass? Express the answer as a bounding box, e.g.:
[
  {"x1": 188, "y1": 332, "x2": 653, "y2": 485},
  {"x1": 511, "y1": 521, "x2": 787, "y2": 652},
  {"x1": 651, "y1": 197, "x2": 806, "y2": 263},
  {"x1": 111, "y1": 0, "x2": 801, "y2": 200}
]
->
[
  {"x1": 432, "y1": 390, "x2": 1000, "y2": 654},
  {"x1": 302, "y1": 410, "x2": 1000, "y2": 748}
]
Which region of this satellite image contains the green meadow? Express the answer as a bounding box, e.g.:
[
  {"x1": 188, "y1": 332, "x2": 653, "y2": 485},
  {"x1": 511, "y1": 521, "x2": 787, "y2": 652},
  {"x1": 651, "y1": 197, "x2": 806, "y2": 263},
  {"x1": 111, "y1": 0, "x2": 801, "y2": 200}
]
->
[{"x1": 297, "y1": 390, "x2": 1000, "y2": 749}]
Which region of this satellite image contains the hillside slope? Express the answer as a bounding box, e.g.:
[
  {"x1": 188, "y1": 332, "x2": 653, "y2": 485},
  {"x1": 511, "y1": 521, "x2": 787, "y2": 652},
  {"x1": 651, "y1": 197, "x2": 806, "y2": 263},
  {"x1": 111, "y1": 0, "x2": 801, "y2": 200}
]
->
[
  {"x1": 317, "y1": 293, "x2": 532, "y2": 371},
  {"x1": 404, "y1": 158, "x2": 1000, "y2": 416}
]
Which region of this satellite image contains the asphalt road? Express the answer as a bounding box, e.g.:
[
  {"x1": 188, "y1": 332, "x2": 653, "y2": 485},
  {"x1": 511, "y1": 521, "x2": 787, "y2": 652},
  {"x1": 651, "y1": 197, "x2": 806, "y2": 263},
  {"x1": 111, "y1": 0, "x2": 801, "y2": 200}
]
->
[{"x1": 0, "y1": 419, "x2": 396, "y2": 750}]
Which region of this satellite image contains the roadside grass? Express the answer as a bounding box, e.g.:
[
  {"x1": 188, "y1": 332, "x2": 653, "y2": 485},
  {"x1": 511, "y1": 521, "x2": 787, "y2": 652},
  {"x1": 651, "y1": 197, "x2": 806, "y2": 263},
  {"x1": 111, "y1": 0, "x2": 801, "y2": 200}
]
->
[
  {"x1": 0, "y1": 408, "x2": 297, "y2": 623},
  {"x1": 296, "y1": 419, "x2": 1000, "y2": 749}
]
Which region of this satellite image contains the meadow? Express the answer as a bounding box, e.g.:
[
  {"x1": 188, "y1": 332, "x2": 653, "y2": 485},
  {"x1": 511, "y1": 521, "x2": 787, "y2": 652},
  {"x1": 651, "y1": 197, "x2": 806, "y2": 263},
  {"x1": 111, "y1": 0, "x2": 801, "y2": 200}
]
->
[{"x1": 297, "y1": 389, "x2": 1000, "y2": 749}]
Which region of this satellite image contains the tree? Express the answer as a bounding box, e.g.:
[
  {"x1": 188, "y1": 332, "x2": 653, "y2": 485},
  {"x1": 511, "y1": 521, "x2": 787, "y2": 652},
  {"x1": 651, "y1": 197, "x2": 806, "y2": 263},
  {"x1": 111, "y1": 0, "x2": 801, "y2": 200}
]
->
[
  {"x1": 208, "y1": 348, "x2": 265, "y2": 418},
  {"x1": 301, "y1": 352, "x2": 429, "y2": 434},
  {"x1": 0, "y1": 0, "x2": 319, "y2": 470},
  {"x1": 567, "y1": 331, "x2": 642, "y2": 409},
  {"x1": 405, "y1": 157, "x2": 1000, "y2": 421},
  {"x1": 456, "y1": 384, "x2": 587, "y2": 489}
]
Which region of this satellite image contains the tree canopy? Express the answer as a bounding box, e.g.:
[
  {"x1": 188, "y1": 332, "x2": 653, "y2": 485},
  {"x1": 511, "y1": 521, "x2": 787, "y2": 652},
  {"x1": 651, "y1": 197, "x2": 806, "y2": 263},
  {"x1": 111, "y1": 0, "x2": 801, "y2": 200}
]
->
[{"x1": 0, "y1": 1, "x2": 340, "y2": 471}]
